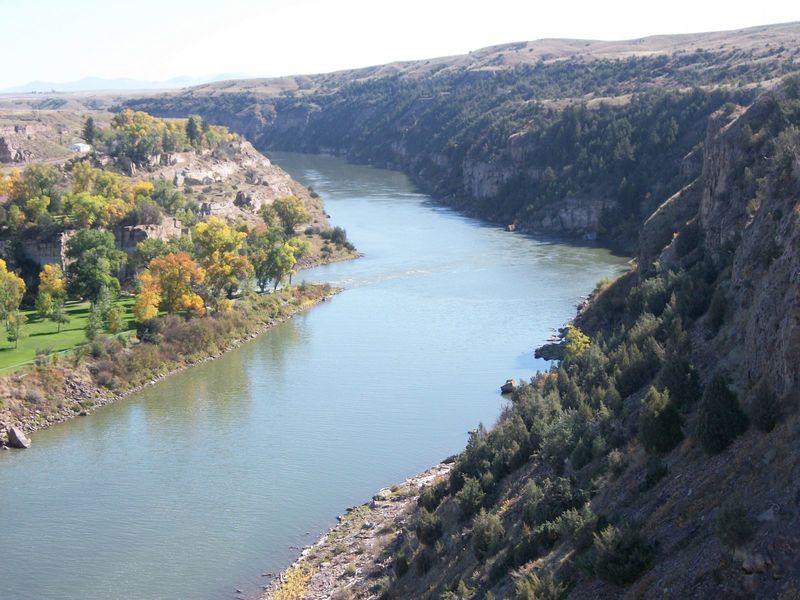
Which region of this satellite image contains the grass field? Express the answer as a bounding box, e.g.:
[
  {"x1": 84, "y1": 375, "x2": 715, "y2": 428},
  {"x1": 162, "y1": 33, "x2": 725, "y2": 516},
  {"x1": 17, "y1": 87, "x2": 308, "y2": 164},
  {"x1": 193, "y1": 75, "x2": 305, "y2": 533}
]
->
[{"x1": 0, "y1": 297, "x2": 137, "y2": 373}]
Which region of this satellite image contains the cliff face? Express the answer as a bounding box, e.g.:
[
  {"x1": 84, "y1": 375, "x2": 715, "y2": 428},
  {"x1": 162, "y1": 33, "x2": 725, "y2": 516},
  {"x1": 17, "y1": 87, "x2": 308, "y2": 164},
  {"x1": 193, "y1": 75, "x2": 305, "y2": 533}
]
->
[
  {"x1": 124, "y1": 24, "x2": 800, "y2": 250},
  {"x1": 264, "y1": 81, "x2": 800, "y2": 600},
  {"x1": 695, "y1": 92, "x2": 800, "y2": 395}
]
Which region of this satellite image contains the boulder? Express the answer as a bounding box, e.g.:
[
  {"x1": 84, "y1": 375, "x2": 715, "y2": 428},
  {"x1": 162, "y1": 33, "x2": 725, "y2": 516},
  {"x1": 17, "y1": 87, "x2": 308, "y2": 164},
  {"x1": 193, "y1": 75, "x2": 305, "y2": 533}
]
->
[{"x1": 6, "y1": 426, "x2": 31, "y2": 449}]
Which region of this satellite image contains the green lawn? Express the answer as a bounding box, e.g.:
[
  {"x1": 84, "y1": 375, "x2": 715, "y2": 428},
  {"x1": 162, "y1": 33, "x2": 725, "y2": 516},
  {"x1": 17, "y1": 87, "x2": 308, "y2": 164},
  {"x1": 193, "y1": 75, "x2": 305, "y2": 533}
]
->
[{"x1": 0, "y1": 297, "x2": 137, "y2": 373}]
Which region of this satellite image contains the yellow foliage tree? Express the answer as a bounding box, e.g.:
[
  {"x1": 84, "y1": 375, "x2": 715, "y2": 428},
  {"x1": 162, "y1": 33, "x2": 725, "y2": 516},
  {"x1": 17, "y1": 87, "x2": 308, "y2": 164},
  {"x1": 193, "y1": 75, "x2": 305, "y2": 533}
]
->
[
  {"x1": 133, "y1": 270, "x2": 161, "y2": 322},
  {"x1": 193, "y1": 217, "x2": 252, "y2": 310},
  {"x1": 0, "y1": 259, "x2": 26, "y2": 325},
  {"x1": 149, "y1": 252, "x2": 205, "y2": 316},
  {"x1": 39, "y1": 263, "x2": 67, "y2": 298}
]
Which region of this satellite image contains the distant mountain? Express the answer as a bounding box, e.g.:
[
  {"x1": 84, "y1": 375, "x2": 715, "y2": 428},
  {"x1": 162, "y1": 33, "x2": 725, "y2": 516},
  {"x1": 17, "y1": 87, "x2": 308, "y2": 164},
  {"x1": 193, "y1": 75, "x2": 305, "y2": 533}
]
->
[{"x1": 1, "y1": 74, "x2": 248, "y2": 94}]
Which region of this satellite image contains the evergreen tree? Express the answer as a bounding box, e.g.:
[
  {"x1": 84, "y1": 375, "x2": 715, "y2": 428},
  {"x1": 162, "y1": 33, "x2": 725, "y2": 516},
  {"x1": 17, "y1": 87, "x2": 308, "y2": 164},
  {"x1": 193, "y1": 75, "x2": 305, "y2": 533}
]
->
[
  {"x1": 639, "y1": 387, "x2": 684, "y2": 454},
  {"x1": 695, "y1": 374, "x2": 749, "y2": 454},
  {"x1": 82, "y1": 117, "x2": 96, "y2": 144}
]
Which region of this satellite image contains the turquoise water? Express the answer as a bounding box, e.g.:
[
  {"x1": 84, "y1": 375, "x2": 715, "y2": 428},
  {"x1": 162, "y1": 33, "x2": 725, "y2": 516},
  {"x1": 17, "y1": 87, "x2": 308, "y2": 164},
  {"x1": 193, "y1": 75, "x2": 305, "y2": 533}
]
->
[{"x1": 0, "y1": 153, "x2": 627, "y2": 599}]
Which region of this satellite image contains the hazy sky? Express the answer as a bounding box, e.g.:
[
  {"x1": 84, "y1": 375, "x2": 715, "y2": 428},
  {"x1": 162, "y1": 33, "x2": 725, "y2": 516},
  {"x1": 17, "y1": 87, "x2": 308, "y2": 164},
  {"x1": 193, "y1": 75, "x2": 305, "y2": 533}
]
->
[{"x1": 0, "y1": 0, "x2": 797, "y2": 89}]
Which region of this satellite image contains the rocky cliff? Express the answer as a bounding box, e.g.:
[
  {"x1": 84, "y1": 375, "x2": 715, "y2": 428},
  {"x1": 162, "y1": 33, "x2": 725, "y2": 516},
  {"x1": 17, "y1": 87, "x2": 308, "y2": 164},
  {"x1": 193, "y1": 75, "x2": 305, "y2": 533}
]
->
[
  {"x1": 266, "y1": 78, "x2": 800, "y2": 600},
  {"x1": 124, "y1": 23, "x2": 800, "y2": 250}
]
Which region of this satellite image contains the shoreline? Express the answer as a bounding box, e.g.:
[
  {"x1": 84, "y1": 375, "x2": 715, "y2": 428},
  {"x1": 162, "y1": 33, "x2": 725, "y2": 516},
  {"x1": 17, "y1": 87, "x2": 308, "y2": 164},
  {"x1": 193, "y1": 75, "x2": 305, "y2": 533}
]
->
[
  {"x1": 0, "y1": 285, "x2": 341, "y2": 447},
  {"x1": 262, "y1": 461, "x2": 453, "y2": 600}
]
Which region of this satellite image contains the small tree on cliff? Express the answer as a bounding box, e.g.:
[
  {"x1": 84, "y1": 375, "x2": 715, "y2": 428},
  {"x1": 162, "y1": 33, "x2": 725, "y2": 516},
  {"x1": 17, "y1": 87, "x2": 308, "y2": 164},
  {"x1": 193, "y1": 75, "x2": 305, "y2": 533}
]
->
[
  {"x1": 695, "y1": 374, "x2": 749, "y2": 454},
  {"x1": 82, "y1": 117, "x2": 96, "y2": 144}
]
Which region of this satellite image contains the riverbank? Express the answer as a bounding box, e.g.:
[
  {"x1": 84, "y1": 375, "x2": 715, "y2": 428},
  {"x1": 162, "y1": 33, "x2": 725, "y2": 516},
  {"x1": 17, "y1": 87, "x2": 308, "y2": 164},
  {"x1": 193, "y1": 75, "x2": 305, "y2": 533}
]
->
[
  {"x1": 0, "y1": 284, "x2": 339, "y2": 448},
  {"x1": 263, "y1": 462, "x2": 453, "y2": 600}
]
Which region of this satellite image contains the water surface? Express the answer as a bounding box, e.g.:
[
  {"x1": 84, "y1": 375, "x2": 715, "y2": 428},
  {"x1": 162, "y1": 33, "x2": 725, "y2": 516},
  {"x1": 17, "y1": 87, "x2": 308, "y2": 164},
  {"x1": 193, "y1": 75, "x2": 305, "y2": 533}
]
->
[{"x1": 0, "y1": 153, "x2": 627, "y2": 599}]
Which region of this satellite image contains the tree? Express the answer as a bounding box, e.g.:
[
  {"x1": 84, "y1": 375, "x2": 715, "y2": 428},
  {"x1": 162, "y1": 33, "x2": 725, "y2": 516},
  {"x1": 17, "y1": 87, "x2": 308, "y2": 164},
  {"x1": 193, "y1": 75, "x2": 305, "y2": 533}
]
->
[
  {"x1": 6, "y1": 310, "x2": 25, "y2": 349},
  {"x1": 148, "y1": 252, "x2": 205, "y2": 315},
  {"x1": 564, "y1": 325, "x2": 590, "y2": 359},
  {"x1": 639, "y1": 387, "x2": 684, "y2": 454},
  {"x1": 71, "y1": 161, "x2": 97, "y2": 194},
  {"x1": 107, "y1": 306, "x2": 124, "y2": 334},
  {"x1": 134, "y1": 270, "x2": 161, "y2": 322},
  {"x1": 186, "y1": 115, "x2": 202, "y2": 146},
  {"x1": 66, "y1": 230, "x2": 126, "y2": 304},
  {"x1": 35, "y1": 290, "x2": 54, "y2": 321},
  {"x1": 249, "y1": 227, "x2": 283, "y2": 292},
  {"x1": 39, "y1": 264, "x2": 67, "y2": 299},
  {"x1": 272, "y1": 196, "x2": 310, "y2": 235},
  {"x1": 10, "y1": 164, "x2": 60, "y2": 202},
  {"x1": 0, "y1": 259, "x2": 26, "y2": 326},
  {"x1": 82, "y1": 117, "x2": 96, "y2": 144},
  {"x1": 471, "y1": 509, "x2": 505, "y2": 560},
  {"x1": 85, "y1": 304, "x2": 103, "y2": 341},
  {"x1": 51, "y1": 301, "x2": 70, "y2": 333},
  {"x1": 193, "y1": 217, "x2": 251, "y2": 308},
  {"x1": 695, "y1": 374, "x2": 749, "y2": 454}
]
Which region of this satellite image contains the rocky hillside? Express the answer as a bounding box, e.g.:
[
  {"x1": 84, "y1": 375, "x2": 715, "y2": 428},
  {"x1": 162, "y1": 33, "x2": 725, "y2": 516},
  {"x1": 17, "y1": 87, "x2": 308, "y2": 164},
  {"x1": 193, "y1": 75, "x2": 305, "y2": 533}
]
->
[
  {"x1": 267, "y1": 78, "x2": 800, "y2": 600},
  {"x1": 125, "y1": 23, "x2": 800, "y2": 251}
]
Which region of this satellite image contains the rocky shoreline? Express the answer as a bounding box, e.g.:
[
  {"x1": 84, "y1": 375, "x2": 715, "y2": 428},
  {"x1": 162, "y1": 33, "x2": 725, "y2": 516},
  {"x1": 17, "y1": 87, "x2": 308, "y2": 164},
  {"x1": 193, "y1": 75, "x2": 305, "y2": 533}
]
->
[
  {"x1": 0, "y1": 287, "x2": 340, "y2": 449},
  {"x1": 262, "y1": 461, "x2": 452, "y2": 600}
]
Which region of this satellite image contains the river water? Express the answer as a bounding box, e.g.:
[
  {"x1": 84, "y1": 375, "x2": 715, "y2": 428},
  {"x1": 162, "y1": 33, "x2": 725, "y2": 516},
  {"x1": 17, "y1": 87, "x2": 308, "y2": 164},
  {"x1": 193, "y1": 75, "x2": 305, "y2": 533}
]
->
[{"x1": 0, "y1": 153, "x2": 627, "y2": 600}]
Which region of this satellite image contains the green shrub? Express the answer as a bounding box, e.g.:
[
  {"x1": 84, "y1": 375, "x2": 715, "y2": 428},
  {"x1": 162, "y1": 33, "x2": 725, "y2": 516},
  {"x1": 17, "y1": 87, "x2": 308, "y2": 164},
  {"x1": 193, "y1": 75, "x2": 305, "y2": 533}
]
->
[
  {"x1": 533, "y1": 519, "x2": 561, "y2": 549},
  {"x1": 416, "y1": 508, "x2": 442, "y2": 546},
  {"x1": 515, "y1": 571, "x2": 569, "y2": 600},
  {"x1": 748, "y1": 380, "x2": 782, "y2": 432},
  {"x1": 657, "y1": 352, "x2": 701, "y2": 407},
  {"x1": 418, "y1": 480, "x2": 447, "y2": 512},
  {"x1": 593, "y1": 525, "x2": 654, "y2": 585},
  {"x1": 642, "y1": 456, "x2": 668, "y2": 490},
  {"x1": 415, "y1": 548, "x2": 434, "y2": 574},
  {"x1": 394, "y1": 551, "x2": 409, "y2": 577},
  {"x1": 707, "y1": 287, "x2": 728, "y2": 332},
  {"x1": 713, "y1": 502, "x2": 755, "y2": 549},
  {"x1": 522, "y1": 477, "x2": 587, "y2": 526},
  {"x1": 695, "y1": 374, "x2": 749, "y2": 454},
  {"x1": 557, "y1": 505, "x2": 598, "y2": 552},
  {"x1": 639, "y1": 387, "x2": 684, "y2": 454},
  {"x1": 472, "y1": 509, "x2": 505, "y2": 560},
  {"x1": 513, "y1": 524, "x2": 540, "y2": 566},
  {"x1": 456, "y1": 476, "x2": 485, "y2": 519}
]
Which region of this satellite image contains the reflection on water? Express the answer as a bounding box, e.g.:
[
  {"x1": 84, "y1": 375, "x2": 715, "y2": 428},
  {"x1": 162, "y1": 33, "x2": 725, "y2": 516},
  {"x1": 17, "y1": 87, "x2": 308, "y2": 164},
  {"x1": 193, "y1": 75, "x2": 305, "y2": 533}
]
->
[{"x1": 0, "y1": 153, "x2": 627, "y2": 600}]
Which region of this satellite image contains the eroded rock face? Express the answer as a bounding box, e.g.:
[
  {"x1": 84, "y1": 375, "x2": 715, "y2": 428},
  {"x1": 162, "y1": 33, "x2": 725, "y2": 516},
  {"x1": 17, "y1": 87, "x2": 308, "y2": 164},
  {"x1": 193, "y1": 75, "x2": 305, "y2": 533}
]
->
[{"x1": 6, "y1": 426, "x2": 31, "y2": 449}]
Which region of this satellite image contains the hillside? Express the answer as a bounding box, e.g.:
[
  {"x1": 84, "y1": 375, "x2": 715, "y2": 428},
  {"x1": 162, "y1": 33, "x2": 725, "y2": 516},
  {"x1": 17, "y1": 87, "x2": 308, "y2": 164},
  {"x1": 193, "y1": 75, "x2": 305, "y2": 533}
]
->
[
  {"x1": 125, "y1": 22, "x2": 800, "y2": 251},
  {"x1": 262, "y1": 78, "x2": 800, "y2": 600}
]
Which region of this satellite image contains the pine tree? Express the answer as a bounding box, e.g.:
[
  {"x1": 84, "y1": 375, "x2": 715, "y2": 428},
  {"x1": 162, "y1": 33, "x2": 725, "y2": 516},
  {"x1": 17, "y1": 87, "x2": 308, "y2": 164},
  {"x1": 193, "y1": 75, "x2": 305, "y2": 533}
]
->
[
  {"x1": 695, "y1": 374, "x2": 749, "y2": 454},
  {"x1": 82, "y1": 117, "x2": 96, "y2": 144}
]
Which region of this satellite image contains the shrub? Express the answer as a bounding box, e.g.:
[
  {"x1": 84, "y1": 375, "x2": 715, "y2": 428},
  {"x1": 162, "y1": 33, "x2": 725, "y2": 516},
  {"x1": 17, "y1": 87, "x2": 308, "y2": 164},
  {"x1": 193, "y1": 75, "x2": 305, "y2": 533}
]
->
[
  {"x1": 515, "y1": 571, "x2": 569, "y2": 600},
  {"x1": 593, "y1": 525, "x2": 654, "y2": 585},
  {"x1": 472, "y1": 509, "x2": 505, "y2": 560},
  {"x1": 456, "y1": 476, "x2": 485, "y2": 519},
  {"x1": 394, "y1": 551, "x2": 409, "y2": 577},
  {"x1": 608, "y1": 449, "x2": 626, "y2": 476},
  {"x1": 695, "y1": 374, "x2": 749, "y2": 454},
  {"x1": 639, "y1": 387, "x2": 684, "y2": 454},
  {"x1": 657, "y1": 352, "x2": 701, "y2": 408},
  {"x1": 713, "y1": 502, "x2": 755, "y2": 549},
  {"x1": 513, "y1": 524, "x2": 540, "y2": 566},
  {"x1": 415, "y1": 508, "x2": 442, "y2": 546},
  {"x1": 557, "y1": 505, "x2": 598, "y2": 552},
  {"x1": 415, "y1": 548, "x2": 434, "y2": 574},
  {"x1": 707, "y1": 287, "x2": 728, "y2": 332},
  {"x1": 418, "y1": 480, "x2": 447, "y2": 511},
  {"x1": 642, "y1": 456, "x2": 668, "y2": 490},
  {"x1": 748, "y1": 380, "x2": 782, "y2": 432},
  {"x1": 522, "y1": 477, "x2": 587, "y2": 526},
  {"x1": 136, "y1": 317, "x2": 164, "y2": 344}
]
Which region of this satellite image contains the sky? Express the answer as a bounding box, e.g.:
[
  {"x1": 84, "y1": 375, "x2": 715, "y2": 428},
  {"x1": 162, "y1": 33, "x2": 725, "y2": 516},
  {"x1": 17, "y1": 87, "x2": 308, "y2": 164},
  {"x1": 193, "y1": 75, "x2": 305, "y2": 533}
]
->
[{"x1": 0, "y1": 0, "x2": 797, "y2": 89}]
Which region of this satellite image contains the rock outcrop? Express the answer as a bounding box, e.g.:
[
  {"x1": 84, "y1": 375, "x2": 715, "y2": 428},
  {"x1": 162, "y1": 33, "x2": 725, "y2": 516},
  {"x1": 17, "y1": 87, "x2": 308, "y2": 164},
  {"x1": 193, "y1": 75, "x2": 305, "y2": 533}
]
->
[{"x1": 6, "y1": 426, "x2": 31, "y2": 449}]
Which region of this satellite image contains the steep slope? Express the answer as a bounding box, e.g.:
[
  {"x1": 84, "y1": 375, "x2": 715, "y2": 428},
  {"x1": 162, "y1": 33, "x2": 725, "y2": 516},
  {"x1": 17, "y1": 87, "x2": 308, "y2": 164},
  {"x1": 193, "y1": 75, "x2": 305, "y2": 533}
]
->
[
  {"x1": 267, "y1": 78, "x2": 800, "y2": 600},
  {"x1": 125, "y1": 23, "x2": 800, "y2": 251}
]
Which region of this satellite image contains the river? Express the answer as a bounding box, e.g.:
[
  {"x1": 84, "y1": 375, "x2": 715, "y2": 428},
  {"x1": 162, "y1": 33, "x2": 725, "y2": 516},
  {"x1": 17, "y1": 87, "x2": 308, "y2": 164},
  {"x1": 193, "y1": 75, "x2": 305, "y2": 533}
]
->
[{"x1": 0, "y1": 153, "x2": 627, "y2": 600}]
